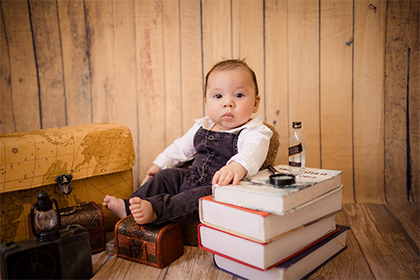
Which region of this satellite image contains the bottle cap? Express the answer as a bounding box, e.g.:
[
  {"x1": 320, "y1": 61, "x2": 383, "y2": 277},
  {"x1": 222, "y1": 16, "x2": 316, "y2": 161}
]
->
[{"x1": 292, "y1": 122, "x2": 302, "y2": 129}]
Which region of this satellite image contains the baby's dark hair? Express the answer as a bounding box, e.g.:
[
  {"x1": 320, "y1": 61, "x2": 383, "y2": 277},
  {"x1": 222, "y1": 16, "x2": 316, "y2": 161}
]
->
[{"x1": 204, "y1": 58, "x2": 259, "y2": 97}]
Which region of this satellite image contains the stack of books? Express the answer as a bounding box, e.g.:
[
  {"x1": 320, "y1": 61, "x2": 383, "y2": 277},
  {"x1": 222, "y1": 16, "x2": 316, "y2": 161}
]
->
[{"x1": 198, "y1": 165, "x2": 349, "y2": 280}]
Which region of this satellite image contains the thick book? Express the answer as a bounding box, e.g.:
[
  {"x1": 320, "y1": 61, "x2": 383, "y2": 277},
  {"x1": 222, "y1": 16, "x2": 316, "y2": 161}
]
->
[
  {"x1": 198, "y1": 215, "x2": 337, "y2": 270},
  {"x1": 199, "y1": 186, "x2": 342, "y2": 243},
  {"x1": 212, "y1": 165, "x2": 342, "y2": 214},
  {"x1": 214, "y1": 225, "x2": 349, "y2": 280}
]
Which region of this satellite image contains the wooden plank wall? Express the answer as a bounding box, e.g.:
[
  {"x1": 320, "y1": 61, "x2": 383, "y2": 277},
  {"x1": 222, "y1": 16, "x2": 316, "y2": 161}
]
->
[{"x1": 0, "y1": 0, "x2": 418, "y2": 204}]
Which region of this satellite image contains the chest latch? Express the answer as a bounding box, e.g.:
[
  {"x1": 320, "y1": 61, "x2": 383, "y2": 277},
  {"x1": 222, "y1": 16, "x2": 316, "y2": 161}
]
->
[{"x1": 55, "y1": 174, "x2": 73, "y2": 195}]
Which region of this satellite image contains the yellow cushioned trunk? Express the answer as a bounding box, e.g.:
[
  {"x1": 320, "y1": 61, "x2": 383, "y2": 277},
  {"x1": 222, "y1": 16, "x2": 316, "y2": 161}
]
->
[{"x1": 0, "y1": 123, "x2": 135, "y2": 243}]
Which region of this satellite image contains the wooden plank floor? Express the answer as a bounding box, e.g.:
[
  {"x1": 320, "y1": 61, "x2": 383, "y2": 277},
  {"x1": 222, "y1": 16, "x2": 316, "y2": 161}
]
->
[{"x1": 91, "y1": 202, "x2": 420, "y2": 280}]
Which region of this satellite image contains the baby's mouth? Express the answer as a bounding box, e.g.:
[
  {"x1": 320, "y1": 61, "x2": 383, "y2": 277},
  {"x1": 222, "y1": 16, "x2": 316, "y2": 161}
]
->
[{"x1": 222, "y1": 113, "x2": 234, "y2": 120}]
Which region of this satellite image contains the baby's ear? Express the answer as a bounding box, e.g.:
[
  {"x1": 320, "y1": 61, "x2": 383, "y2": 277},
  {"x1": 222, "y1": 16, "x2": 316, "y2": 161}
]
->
[{"x1": 253, "y1": 95, "x2": 261, "y2": 112}]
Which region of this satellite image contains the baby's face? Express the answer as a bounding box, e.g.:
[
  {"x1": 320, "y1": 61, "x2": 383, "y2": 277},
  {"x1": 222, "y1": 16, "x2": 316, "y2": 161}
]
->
[{"x1": 205, "y1": 67, "x2": 260, "y2": 131}]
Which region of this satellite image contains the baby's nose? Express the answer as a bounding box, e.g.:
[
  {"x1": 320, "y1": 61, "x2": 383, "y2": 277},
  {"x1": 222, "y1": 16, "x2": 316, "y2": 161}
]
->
[{"x1": 223, "y1": 98, "x2": 234, "y2": 107}]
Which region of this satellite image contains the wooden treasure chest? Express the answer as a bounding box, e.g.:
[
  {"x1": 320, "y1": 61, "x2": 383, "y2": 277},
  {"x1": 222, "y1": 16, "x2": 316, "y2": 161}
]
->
[
  {"x1": 0, "y1": 123, "x2": 136, "y2": 245},
  {"x1": 115, "y1": 215, "x2": 184, "y2": 268}
]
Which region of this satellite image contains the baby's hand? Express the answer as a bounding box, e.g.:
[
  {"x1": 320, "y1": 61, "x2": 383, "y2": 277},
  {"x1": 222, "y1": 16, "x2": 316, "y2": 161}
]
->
[
  {"x1": 141, "y1": 165, "x2": 161, "y2": 185},
  {"x1": 212, "y1": 161, "x2": 247, "y2": 186}
]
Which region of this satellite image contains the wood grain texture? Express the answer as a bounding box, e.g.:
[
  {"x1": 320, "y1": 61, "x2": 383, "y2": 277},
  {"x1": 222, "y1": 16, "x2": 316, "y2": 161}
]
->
[
  {"x1": 384, "y1": 0, "x2": 411, "y2": 204},
  {"x1": 113, "y1": 0, "x2": 139, "y2": 188},
  {"x1": 353, "y1": 0, "x2": 386, "y2": 203},
  {"x1": 29, "y1": 0, "x2": 67, "y2": 129},
  {"x1": 91, "y1": 246, "x2": 233, "y2": 280},
  {"x1": 162, "y1": 0, "x2": 183, "y2": 149},
  {"x1": 180, "y1": 0, "x2": 205, "y2": 133},
  {"x1": 202, "y1": 0, "x2": 232, "y2": 71},
  {"x1": 387, "y1": 202, "x2": 420, "y2": 254},
  {"x1": 265, "y1": 0, "x2": 289, "y2": 166},
  {"x1": 164, "y1": 246, "x2": 230, "y2": 280},
  {"x1": 84, "y1": 0, "x2": 117, "y2": 123},
  {"x1": 344, "y1": 203, "x2": 420, "y2": 279},
  {"x1": 310, "y1": 211, "x2": 375, "y2": 279},
  {"x1": 91, "y1": 250, "x2": 109, "y2": 275},
  {"x1": 408, "y1": 0, "x2": 420, "y2": 204},
  {"x1": 0, "y1": 5, "x2": 15, "y2": 133},
  {"x1": 56, "y1": 0, "x2": 92, "y2": 126},
  {"x1": 1, "y1": 0, "x2": 418, "y2": 203},
  {"x1": 310, "y1": 230, "x2": 375, "y2": 280},
  {"x1": 136, "y1": 0, "x2": 167, "y2": 183},
  {"x1": 288, "y1": 0, "x2": 321, "y2": 169},
  {"x1": 1, "y1": 0, "x2": 40, "y2": 132},
  {"x1": 320, "y1": 0, "x2": 354, "y2": 203}
]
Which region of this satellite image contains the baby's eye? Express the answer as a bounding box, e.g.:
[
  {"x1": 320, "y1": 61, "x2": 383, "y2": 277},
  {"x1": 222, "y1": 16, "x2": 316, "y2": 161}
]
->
[
  {"x1": 235, "y1": 93, "x2": 244, "y2": 98},
  {"x1": 213, "y1": 93, "x2": 223, "y2": 99}
]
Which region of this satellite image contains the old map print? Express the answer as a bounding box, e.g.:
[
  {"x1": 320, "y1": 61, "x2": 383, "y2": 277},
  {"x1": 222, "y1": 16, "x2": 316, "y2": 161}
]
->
[{"x1": 0, "y1": 123, "x2": 135, "y2": 242}]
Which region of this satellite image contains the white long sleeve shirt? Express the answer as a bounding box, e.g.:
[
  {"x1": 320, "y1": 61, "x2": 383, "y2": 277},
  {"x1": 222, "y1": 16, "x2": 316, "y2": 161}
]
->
[{"x1": 153, "y1": 115, "x2": 273, "y2": 178}]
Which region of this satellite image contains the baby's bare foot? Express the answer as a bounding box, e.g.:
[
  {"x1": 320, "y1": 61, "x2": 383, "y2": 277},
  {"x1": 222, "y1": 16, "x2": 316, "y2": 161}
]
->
[
  {"x1": 103, "y1": 195, "x2": 127, "y2": 219},
  {"x1": 129, "y1": 197, "x2": 156, "y2": 224}
]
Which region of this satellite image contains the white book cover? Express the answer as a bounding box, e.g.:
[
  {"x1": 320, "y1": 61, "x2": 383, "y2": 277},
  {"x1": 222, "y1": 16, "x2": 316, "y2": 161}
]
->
[
  {"x1": 200, "y1": 186, "x2": 342, "y2": 243},
  {"x1": 213, "y1": 226, "x2": 349, "y2": 280},
  {"x1": 212, "y1": 165, "x2": 342, "y2": 214},
  {"x1": 198, "y1": 215, "x2": 337, "y2": 270}
]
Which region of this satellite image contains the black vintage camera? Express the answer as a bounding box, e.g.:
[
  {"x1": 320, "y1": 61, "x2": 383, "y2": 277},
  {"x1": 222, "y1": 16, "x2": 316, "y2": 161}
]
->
[{"x1": 0, "y1": 224, "x2": 93, "y2": 279}]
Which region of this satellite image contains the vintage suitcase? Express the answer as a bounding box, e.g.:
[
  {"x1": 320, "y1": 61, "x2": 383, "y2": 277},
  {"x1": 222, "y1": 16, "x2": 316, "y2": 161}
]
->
[
  {"x1": 0, "y1": 123, "x2": 136, "y2": 244},
  {"x1": 115, "y1": 215, "x2": 184, "y2": 268},
  {"x1": 28, "y1": 201, "x2": 106, "y2": 254}
]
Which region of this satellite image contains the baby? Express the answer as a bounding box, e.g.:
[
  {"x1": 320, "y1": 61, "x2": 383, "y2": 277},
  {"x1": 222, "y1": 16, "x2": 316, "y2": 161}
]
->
[{"x1": 103, "y1": 59, "x2": 273, "y2": 225}]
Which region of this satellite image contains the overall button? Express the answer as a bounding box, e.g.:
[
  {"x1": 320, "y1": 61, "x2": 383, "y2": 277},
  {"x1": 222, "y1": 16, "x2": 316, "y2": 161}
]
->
[
  {"x1": 208, "y1": 135, "x2": 214, "y2": 141},
  {"x1": 204, "y1": 165, "x2": 210, "y2": 171},
  {"x1": 210, "y1": 151, "x2": 215, "y2": 157}
]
